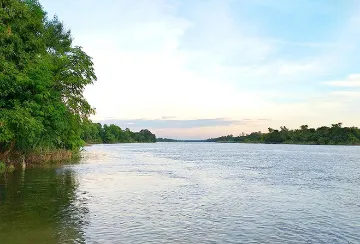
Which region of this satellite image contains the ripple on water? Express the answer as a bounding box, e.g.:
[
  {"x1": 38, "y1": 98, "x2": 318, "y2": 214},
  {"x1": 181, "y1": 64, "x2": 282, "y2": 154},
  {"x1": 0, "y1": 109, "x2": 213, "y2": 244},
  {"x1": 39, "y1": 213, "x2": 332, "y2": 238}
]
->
[{"x1": 1, "y1": 143, "x2": 360, "y2": 243}]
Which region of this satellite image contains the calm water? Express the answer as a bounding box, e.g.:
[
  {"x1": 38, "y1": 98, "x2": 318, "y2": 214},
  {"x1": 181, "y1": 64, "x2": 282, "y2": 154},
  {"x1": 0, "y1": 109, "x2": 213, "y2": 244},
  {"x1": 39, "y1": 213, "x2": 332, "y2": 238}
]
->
[{"x1": 1, "y1": 143, "x2": 360, "y2": 243}]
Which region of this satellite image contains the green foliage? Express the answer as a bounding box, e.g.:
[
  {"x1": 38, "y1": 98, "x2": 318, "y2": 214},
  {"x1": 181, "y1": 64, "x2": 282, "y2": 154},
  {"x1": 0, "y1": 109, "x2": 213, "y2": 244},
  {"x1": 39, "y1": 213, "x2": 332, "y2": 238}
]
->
[
  {"x1": 156, "y1": 138, "x2": 205, "y2": 142},
  {"x1": 157, "y1": 138, "x2": 178, "y2": 142},
  {"x1": 81, "y1": 122, "x2": 156, "y2": 144},
  {"x1": 207, "y1": 123, "x2": 360, "y2": 145},
  {"x1": 0, "y1": 0, "x2": 96, "y2": 157},
  {"x1": 0, "y1": 161, "x2": 5, "y2": 173}
]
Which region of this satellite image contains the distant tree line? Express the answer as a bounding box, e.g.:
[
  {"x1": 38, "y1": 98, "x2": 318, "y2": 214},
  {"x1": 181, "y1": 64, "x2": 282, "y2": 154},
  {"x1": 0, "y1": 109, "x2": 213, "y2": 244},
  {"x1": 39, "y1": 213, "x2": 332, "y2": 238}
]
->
[
  {"x1": 81, "y1": 122, "x2": 156, "y2": 144},
  {"x1": 206, "y1": 123, "x2": 360, "y2": 145},
  {"x1": 157, "y1": 138, "x2": 178, "y2": 142},
  {"x1": 157, "y1": 138, "x2": 205, "y2": 142}
]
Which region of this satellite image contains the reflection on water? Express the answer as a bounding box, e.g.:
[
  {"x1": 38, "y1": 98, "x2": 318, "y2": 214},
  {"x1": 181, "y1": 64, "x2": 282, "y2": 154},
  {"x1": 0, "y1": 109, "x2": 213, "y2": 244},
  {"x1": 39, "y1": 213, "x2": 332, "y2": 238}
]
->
[
  {"x1": 0, "y1": 166, "x2": 88, "y2": 244},
  {"x1": 1, "y1": 143, "x2": 360, "y2": 243}
]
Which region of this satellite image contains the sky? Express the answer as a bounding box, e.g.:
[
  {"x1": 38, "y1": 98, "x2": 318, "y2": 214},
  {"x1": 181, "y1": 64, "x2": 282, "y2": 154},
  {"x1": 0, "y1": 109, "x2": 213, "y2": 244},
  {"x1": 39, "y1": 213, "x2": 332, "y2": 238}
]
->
[{"x1": 40, "y1": 0, "x2": 360, "y2": 139}]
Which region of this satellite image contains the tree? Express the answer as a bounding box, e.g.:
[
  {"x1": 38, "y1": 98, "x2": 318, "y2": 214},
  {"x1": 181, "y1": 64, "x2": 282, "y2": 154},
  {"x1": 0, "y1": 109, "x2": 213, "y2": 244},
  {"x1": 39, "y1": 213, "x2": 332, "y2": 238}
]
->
[
  {"x1": 136, "y1": 129, "x2": 156, "y2": 143},
  {"x1": 0, "y1": 0, "x2": 96, "y2": 160},
  {"x1": 206, "y1": 123, "x2": 360, "y2": 145},
  {"x1": 331, "y1": 123, "x2": 342, "y2": 129},
  {"x1": 80, "y1": 122, "x2": 156, "y2": 144},
  {"x1": 300, "y1": 125, "x2": 308, "y2": 131}
]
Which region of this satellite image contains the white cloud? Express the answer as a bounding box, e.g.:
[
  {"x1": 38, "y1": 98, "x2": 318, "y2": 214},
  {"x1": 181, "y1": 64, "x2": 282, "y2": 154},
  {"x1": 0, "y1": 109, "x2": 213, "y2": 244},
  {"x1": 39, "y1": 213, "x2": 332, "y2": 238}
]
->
[
  {"x1": 77, "y1": 0, "x2": 360, "y2": 136},
  {"x1": 326, "y1": 74, "x2": 360, "y2": 87},
  {"x1": 330, "y1": 91, "x2": 360, "y2": 97}
]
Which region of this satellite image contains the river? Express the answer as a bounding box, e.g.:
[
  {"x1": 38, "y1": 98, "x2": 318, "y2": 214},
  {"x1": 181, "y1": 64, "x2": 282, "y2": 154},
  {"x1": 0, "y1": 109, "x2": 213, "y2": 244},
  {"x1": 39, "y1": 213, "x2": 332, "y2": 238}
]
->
[{"x1": 1, "y1": 143, "x2": 359, "y2": 243}]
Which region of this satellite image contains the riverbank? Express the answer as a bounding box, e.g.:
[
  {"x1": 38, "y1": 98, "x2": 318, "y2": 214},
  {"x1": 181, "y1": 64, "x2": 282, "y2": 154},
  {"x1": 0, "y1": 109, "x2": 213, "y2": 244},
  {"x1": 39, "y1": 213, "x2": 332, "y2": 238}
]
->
[
  {"x1": 206, "y1": 123, "x2": 360, "y2": 145},
  {"x1": 0, "y1": 149, "x2": 75, "y2": 173},
  {"x1": 214, "y1": 141, "x2": 360, "y2": 145}
]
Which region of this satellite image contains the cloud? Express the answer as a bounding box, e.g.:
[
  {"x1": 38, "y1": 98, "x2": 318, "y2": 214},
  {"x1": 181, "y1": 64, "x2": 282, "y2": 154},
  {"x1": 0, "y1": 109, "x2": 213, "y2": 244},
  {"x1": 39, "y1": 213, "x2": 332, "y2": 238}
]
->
[
  {"x1": 39, "y1": 0, "x2": 360, "y2": 138},
  {"x1": 330, "y1": 91, "x2": 360, "y2": 97},
  {"x1": 95, "y1": 118, "x2": 269, "y2": 130},
  {"x1": 276, "y1": 40, "x2": 341, "y2": 49},
  {"x1": 325, "y1": 74, "x2": 360, "y2": 87}
]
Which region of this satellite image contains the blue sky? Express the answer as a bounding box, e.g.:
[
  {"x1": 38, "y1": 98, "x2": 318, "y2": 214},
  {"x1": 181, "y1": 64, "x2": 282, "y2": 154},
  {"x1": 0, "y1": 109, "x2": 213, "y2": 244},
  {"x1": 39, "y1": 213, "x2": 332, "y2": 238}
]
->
[{"x1": 40, "y1": 0, "x2": 360, "y2": 139}]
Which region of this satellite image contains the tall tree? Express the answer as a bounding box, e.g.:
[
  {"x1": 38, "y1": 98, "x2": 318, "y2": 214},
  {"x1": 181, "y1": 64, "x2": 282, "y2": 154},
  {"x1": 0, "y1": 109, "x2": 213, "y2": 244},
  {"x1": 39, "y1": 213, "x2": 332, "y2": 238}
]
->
[{"x1": 0, "y1": 0, "x2": 96, "y2": 160}]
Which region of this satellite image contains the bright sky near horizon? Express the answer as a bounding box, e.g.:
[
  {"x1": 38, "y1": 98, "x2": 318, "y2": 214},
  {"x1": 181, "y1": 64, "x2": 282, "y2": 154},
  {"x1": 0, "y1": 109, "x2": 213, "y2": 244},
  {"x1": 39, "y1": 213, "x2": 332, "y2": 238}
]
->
[{"x1": 40, "y1": 0, "x2": 360, "y2": 139}]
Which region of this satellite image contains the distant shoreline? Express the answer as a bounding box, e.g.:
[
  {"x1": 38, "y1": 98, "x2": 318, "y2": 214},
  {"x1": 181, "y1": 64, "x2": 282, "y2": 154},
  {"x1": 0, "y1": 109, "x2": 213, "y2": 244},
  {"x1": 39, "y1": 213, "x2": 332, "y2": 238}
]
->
[
  {"x1": 155, "y1": 140, "x2": 360, "y2": 146},
  {"x1": 158, "y1": 123, "x2": 360, "y2": 146}
]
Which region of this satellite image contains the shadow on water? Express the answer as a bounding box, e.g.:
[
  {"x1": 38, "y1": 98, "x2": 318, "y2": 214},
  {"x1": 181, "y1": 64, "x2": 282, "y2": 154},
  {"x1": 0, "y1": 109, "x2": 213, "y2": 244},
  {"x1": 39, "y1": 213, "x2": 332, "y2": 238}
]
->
[{"x1": 0, "y1": 164, "x2": 89, "y2": 244}]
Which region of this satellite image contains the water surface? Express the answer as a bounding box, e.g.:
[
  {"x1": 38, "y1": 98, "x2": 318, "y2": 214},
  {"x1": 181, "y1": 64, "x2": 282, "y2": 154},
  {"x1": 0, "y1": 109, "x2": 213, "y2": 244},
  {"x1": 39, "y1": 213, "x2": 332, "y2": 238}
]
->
[{"x1": 1, "y1": 143, "x2": 360, "y2": 243}]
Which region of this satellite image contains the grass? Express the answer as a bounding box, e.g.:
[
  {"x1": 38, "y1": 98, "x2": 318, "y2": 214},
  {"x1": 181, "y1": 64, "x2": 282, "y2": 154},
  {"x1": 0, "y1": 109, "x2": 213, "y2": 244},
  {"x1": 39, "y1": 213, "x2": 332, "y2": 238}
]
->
[{"x1": 9, "y1": 149, "x2": 73, "y2": 165}]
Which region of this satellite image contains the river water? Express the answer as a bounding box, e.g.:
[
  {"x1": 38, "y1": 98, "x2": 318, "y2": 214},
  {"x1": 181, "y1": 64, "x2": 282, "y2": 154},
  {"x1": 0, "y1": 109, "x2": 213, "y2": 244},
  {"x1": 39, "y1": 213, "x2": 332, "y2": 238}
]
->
[{"x1": 0, "y1": 143, "x2": 359, "y2": 243}]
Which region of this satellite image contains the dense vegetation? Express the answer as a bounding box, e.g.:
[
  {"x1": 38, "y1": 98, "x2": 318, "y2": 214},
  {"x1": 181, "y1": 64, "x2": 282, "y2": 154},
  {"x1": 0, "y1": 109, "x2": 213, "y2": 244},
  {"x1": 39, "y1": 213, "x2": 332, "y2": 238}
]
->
[
  {"x1": 157, "y1": 138, "x2": 179, "y2": 142},
  {"x1": 206, "y1": 123, "x2": 360, "y2": 145},
  {"x1": 157, "y1": 138, "x2": 204, "y2": 142},
  {"x1": 0, "y1": 0, "x2": 96, "y2": 163},
  {"x1": 0, "y1": 1, "x2": 155, "y2": 165},
  {"x1": 81, "y1": 122, "x2": 156, "y2": 144}
]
